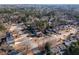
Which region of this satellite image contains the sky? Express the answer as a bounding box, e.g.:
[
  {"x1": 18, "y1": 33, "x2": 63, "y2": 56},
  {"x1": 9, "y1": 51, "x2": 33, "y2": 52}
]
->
[{"x1": 0, "y1": 0, "x2": 79, "y2": 4}]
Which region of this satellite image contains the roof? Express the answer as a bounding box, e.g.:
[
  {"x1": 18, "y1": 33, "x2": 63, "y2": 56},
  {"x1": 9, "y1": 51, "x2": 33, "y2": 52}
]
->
[{"x1": 6, "y1": 32, "x2": 14, "y2": 45}]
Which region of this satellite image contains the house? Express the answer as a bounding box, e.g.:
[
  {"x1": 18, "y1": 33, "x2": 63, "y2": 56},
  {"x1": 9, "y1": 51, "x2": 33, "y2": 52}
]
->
[{"x1": 6, "y1": 32, "x2": 14, "y2": 46}]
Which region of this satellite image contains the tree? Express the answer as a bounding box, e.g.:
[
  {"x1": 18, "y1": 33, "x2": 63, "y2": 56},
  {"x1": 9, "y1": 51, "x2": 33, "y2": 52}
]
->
[
  {"x1": 35, "y1": 20, "x2": 49, "y2": 34},
  {"x1": 27, "y1": 25, "x2": 37, "y2": 36},
  {"x1": 63, "y1": 41, "x2": 79, "y2": 55},
  {"x1": 21, "y1": 17, "x2": 26, "y2": 23},
  {"x1": 44, "y1": 42, "x2": 52, "y2": 55},
  {"x1": 0, "y1": 24, "x2": 6, "y2": 32}
]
